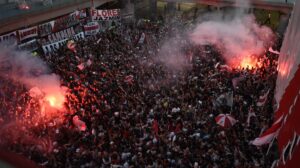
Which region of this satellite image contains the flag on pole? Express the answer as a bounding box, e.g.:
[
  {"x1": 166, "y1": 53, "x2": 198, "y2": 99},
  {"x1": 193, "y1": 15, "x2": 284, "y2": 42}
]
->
[
  {"x1": 268, "y1": 47, "x2": 280, "y2": 55},
  {"x1": 251, "y1": 113, "x2": 283, "y2": 146}
]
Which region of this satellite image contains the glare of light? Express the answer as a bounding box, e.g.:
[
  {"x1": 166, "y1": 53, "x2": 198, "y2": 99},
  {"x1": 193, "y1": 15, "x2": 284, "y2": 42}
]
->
[
  {"x1": 277, "y1": 61, "x2": 290, "y2": 77},
  {"x1": 45, "y1": 94, "x2": 65, "y2": 109},
  {"x1": 239, "y1": 56, "x2": 257, "y2": 69},
  {"x1": 230, "y1": 55, "x2": 260, "y2": 70}
]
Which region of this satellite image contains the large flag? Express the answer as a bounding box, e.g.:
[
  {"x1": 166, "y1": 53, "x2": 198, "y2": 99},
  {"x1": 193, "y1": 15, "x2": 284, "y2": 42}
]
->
[
  {"x1": 256, "y1": 89, "x2": 270, "y2": 107},
  {"x1": 251, "y1": 113, "x2": 283, "y2": 146}
]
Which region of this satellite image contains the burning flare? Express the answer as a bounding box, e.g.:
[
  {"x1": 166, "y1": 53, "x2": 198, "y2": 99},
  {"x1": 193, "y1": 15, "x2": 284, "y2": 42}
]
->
[
  {"x1": 45, "y1": 94, "x2": 65, "y2": 109},
  {"x1": 230, "y1": 55, "x2": 261, "y2": 70}
]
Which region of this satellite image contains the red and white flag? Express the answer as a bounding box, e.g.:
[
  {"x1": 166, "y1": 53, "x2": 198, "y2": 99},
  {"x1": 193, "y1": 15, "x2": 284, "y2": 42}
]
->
[
  {"x1": 251, "y1": 114, "x2": 283, "y2": 146},
  {"x1": 256, "y1": 89, "x2": 270, "y2": 107}
]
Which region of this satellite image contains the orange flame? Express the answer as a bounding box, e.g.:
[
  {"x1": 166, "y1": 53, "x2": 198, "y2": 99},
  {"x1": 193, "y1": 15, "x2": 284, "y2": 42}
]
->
[
  {"x1": 230, "y1": 55, "x2": 260, "y2": 70},
  {"x1": 45, "y1": 94, "x2": 65, "y2": 110}
]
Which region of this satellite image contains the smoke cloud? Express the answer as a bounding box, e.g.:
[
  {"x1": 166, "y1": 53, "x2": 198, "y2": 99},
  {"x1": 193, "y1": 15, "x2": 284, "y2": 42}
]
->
[
  {"x1": 189, "y1": 3, "x2": 274, "y2": 67},
  {"x1": 156, "y1": 34, "x2": 191, "y2": 70},
  {"x1": 0, "y1": 46, "x2": 66, "y2": 111}
]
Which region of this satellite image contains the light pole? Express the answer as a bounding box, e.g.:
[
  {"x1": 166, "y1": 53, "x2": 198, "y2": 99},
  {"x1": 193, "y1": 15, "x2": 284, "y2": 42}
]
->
[{"x1": 91, "y1": 0, "x2": 94, "y2": 7}]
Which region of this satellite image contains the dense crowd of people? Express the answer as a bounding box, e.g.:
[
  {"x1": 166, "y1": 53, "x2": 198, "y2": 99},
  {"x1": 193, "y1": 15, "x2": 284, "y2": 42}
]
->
[{"x1": 0, "y1": 17, "x2": 281, "y2": 168}]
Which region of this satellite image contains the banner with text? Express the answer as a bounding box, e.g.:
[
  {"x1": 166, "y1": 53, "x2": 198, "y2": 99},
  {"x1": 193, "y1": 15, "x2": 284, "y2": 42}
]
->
[
  {"x1": 84, "y1": 22, "x2": 100, "y2": 36},
  {"x1": 48, "y1": 27, "x2": 76, "y2": 43},
  {"x1": 0, "y1": 31, "x2": 18, "y2": 45},
  {"x1": 52, "y1": 11, "x2": 79, "y2": 32},
  {"x1": 18, "y1": 26, "x2": 38, "y2": 41},
  {"x1": 91, "y1": 9, "x2": 120, "y2": 21},
  {"x1": 42, "y1": 32, "x2": 84, "y2": 53},
  {"x1": 18, "y1": 39, "x2": 39, "y2": 51}
]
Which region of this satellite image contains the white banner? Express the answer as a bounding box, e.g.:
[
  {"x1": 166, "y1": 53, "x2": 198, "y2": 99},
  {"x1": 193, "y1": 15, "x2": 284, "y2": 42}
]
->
[
  {"x1": 18, "y1": 39, "x2": 38, "y2": 51},
  {"x1": 91, "y1": 9, "x2": 120, "y2": 21},
  {"x1": 74, "y1": 32, "x2": 85, "y2": 41},
  {"x1": 48, "y1": 27, "x2": 75, "y2": 43},
  {"x1": 18, "y1": 26, "x2": 38, "y2": 41},
  {"x1": 42, "y1": 32, "x2": 84, "y2": 53},
  {"x1": 84, "y1": 22, "x2": 100, "y2": 36},
  {"x1": 0, "y1": 31, "x2": 18, "y2": 45}
]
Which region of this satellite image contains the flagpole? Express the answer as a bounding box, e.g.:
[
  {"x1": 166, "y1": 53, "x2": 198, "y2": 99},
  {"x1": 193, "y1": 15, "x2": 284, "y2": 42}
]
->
[{"x1": 266, "y1": 132, "x2": 277, "y2": 155}]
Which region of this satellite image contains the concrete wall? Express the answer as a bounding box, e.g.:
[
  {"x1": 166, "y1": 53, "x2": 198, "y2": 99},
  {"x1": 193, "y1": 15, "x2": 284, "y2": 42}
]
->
[
  {"x1": 0, "y1": 0, "x2": 8, "y2": 5},
  {"x1": 0, "y1": 0, "x2": 113, "y2": 34}
]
